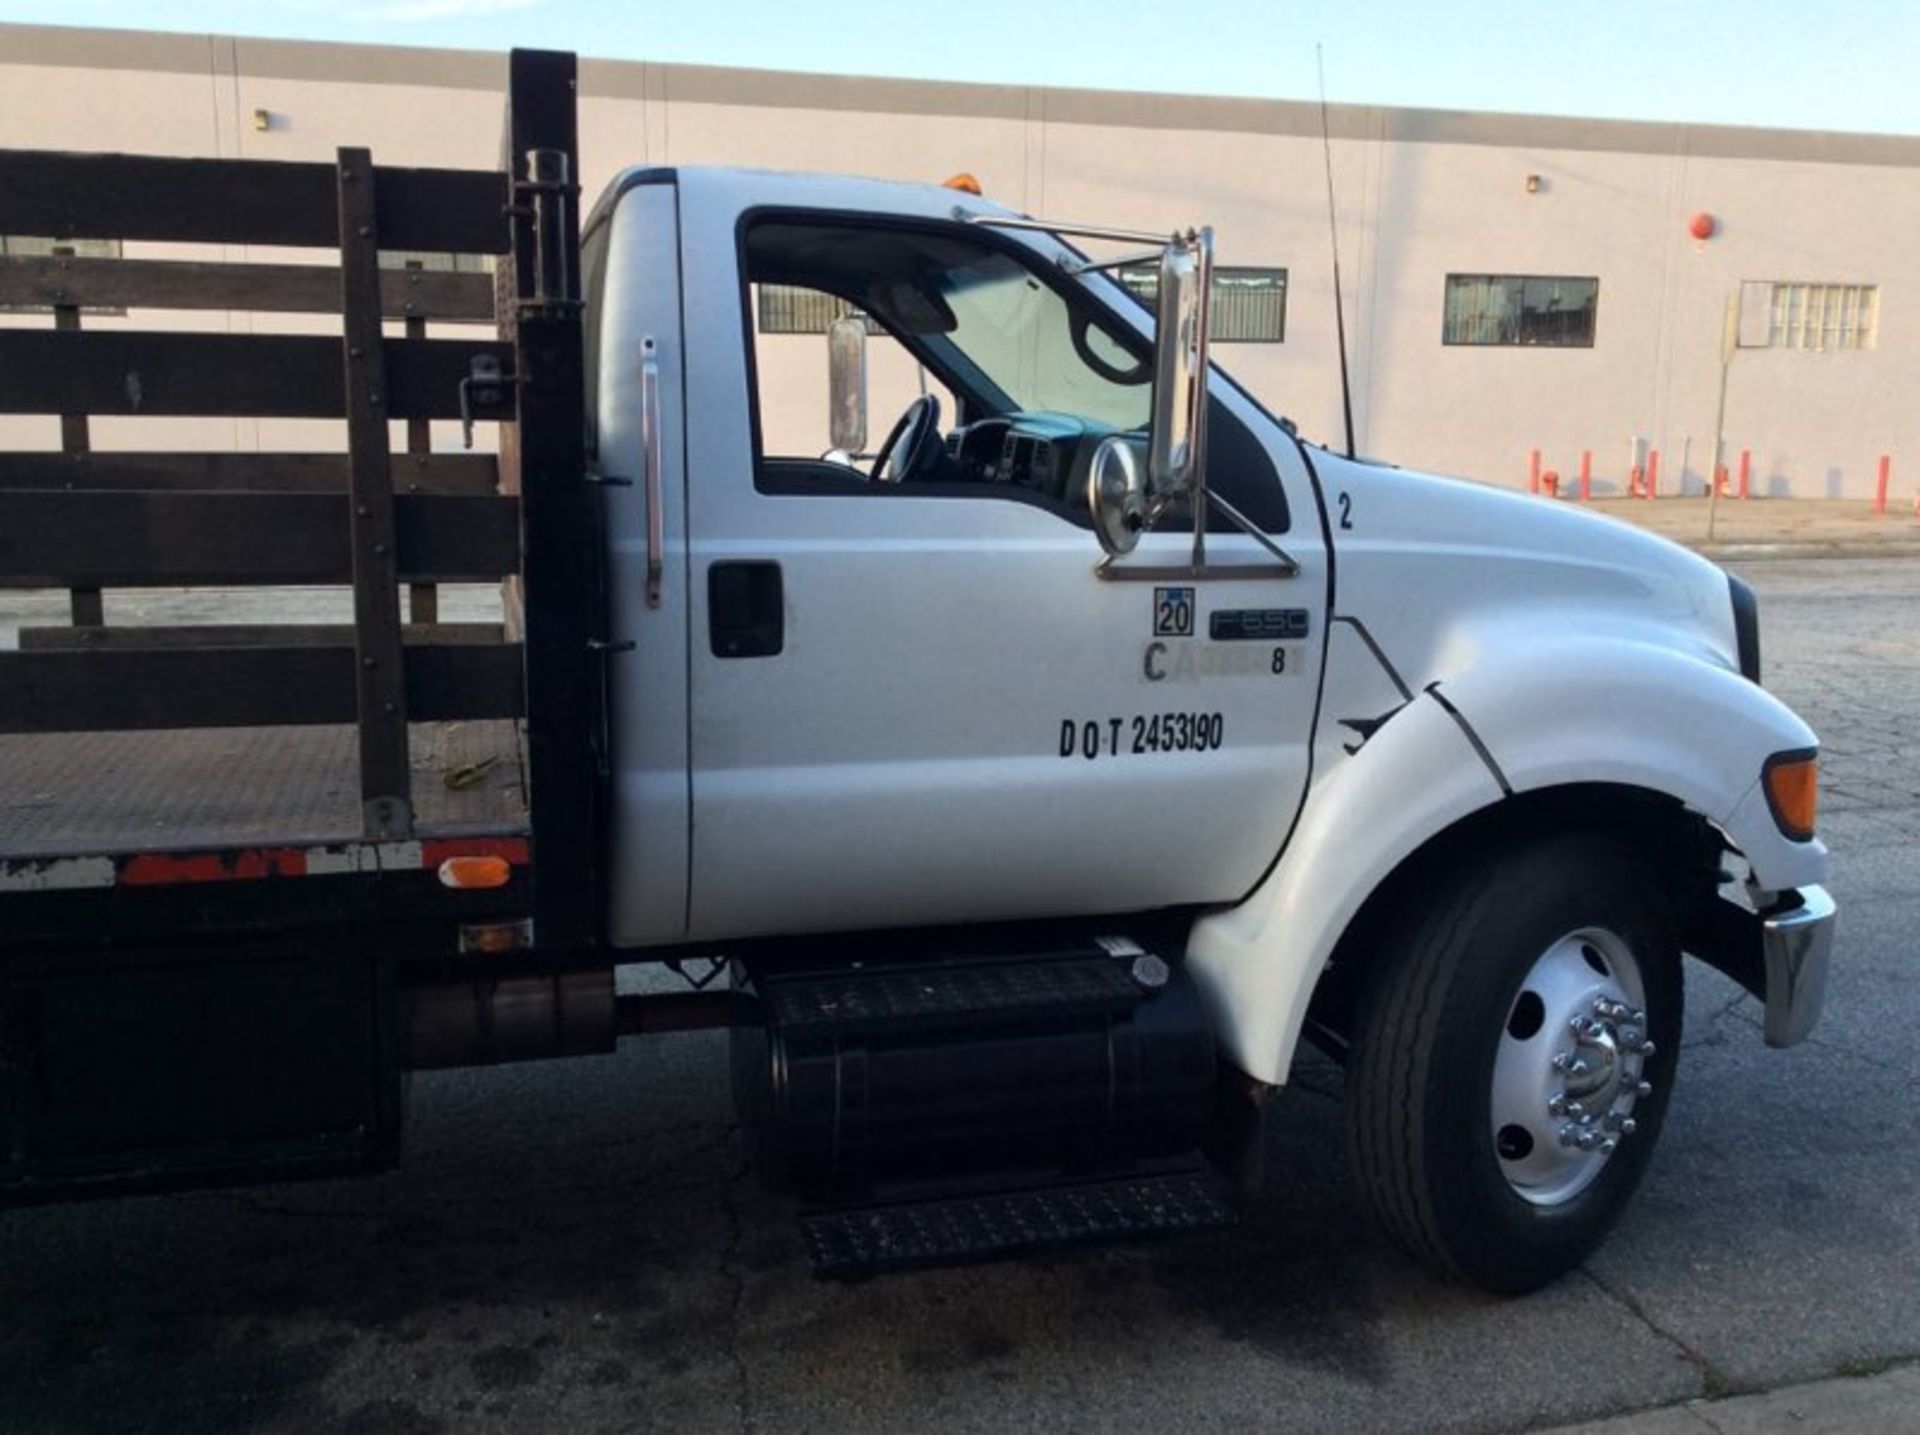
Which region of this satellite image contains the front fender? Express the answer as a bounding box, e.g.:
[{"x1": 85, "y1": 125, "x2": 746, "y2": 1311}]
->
[
  {"x1": 1188, "y1": 631, "x2": 1829, "y2": 1087},
  {"x1": 1439, "y1": 630, "x2": 1829, "y2": 893},
  {"x1": 1187, "y1": 688, "x2": 1505, "y2": 1085}
]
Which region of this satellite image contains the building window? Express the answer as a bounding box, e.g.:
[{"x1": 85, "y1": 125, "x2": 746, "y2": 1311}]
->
[
  {"x1": 756, "y1": 284, "x2": 871, "y2": 335},
  {"x1": 379, "y1": 250, "x2": 493, "y2": 275},
  {"x1": 1444, "y1": 274, "x2": 1598, "y2": 347},
  {"x1": 761, "y1": 269, "x2": 1290, "y2": 343},
  {"x1": 1117, "y1": 264, "x2": 1288, "y2": 342},
  {"x1": 0, "y1": 236, "x2": 125, "y2": 314},
  {"x1": 1, "y1": 235, "x2": 122, "y2": 260},
  {"x1": 1764, "y1": 282, "x2": 1877, "y2": 350}
]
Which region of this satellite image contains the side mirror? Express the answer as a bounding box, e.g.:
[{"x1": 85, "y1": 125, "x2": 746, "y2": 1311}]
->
[
  {"x1": 1147, "y1": 227, "x2": 1214, "y2": 500},
  {"x1": 826, "y1": 315, "x2": 868, "y2": 456}
]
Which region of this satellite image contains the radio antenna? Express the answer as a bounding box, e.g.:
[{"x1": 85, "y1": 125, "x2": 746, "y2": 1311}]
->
[{"x1": 1317, "y1": 43, "x2": 1356, "y2": 459}]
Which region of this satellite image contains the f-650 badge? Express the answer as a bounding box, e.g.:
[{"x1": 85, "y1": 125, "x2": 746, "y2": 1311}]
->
[{"x1": 1210, "y1": 608, "x2": 1310, "y2": 641}]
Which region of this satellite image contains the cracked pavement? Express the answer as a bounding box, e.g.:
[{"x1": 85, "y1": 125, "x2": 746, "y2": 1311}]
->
[{"x1": 1, "y1": 557, "x2": 1915, "y2": 1433}]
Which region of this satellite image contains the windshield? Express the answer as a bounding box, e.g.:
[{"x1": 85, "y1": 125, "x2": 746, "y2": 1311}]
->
[
  {"x1": 920, "y1": 251, "x2": 1151, "y2": 429},
  {"x1": 743, "y1": 219, "x2": 1152, "y2": 431}
]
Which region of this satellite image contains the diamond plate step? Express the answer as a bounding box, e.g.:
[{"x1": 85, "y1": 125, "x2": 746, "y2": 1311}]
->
[
  {"x1": 802, "y1": 1167, "x2": 1235, "y2": 1277},
  {"x1": 761, "y1": 952, "x2": 1145, "y2": 1038}
]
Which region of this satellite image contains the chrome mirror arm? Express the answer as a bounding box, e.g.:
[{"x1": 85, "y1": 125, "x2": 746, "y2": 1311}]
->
[{"x1": 1205, "y1": 489, "x2": 1300, "y2": 576}]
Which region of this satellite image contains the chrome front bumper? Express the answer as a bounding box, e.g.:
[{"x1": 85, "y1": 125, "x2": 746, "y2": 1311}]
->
[{"x1": 1761, "y1": 884, "x2": 1835, "y2": 1048}]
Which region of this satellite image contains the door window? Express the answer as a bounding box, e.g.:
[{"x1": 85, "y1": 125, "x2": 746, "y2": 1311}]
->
[{"x1": 739, "y1": 214, "x2": 1287, "y2": 533}]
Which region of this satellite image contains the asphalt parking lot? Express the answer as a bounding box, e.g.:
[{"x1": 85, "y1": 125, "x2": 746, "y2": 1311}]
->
[{"x1": 1, "y1": 556, "x2": 1915, "y2": 1434}]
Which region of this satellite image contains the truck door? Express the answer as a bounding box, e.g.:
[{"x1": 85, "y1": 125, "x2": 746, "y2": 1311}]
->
[{"x1": 674, "y1": 190, "x2": 1328, "y2": 941}]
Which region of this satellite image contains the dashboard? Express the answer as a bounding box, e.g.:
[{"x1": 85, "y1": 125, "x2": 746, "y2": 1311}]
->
[{"x1": 945, "y1": 413, "x2": 1124, "y2": 508}]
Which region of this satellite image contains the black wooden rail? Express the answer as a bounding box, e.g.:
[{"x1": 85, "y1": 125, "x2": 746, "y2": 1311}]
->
[
  {"x1": 0, "y1": 152, "x2": 509, "y2": 252},
  {"x1": 0, "y1": 50, "x2": 592, "y2": 865},
  {"x1": 0, "y1": 254, "x2": 495, "y2": 320},
  {"x1": 0, "y1": 451, "x2": 500, "y2": 494},
  {"x1": 0, "y1": 491, "x2": 520, "y2": 587}
]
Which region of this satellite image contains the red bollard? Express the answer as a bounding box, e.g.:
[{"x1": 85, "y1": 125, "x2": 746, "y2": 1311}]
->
[
  {"x1": 1714, "y1": 463, "x2": 1729, "y2": 497},
  {"x1": 1646, "y1": 449, "x2": 1660, "y2": 499},
  {"x1": 1738, "y1": 449, "x2": 1751, "y2": 500},
  {"x1": 1529, "y1": 448, "x2": 1542, "y2": 496},
  {"x1": 1579, "y1": 451, "x2": 1592, "y2": 501},
  {"x1": 1877, "y1": 454, "x2": 1891, "y2": 515},
  {"x1": 1543, "y1": 471, "x2": 1560, "y2": 498}
]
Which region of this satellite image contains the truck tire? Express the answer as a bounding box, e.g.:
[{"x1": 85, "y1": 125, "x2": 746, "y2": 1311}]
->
[{"x1": 1345, "y1": 831, "x2": 1683, "y2": 1293}]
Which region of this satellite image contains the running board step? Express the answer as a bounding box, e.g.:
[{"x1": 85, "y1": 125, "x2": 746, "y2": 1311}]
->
[
  {"x1": 759, "y1": 947, "x2": 1148, "y2": 1039},
  {"x1": 802, "y1": 1167, "x2": 1235, "y2": 1278}
]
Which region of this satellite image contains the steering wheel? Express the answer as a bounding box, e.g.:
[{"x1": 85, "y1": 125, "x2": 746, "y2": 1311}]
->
[{"x1": 870, "y1": 393, "x2": 943, "y2": 484}]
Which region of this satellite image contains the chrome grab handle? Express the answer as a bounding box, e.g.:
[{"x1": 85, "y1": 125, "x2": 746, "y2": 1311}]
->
[{"x1": 639, "y1": 336, "x2": 664, "y2": 609}]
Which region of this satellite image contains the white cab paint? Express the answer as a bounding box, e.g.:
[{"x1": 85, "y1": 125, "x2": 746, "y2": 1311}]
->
[
  {"x1": 596, "y1": 179, "x2": 694, "y2": 944},
  {"x1": 658, "y1": 169, "x2": 1327, "y2": 940},
  {"x1": 1192, "y1": 451, "x2": 1830, "y2": 1084}
]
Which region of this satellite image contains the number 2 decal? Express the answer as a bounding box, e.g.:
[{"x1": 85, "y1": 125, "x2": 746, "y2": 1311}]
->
[{"x1": 1338, "y1": 492, "x2": 1354, "y2": 530}]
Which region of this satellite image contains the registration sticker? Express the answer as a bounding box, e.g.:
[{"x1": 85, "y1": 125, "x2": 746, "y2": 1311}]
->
[{"x1": 1153, "y1": 586, "x2": 1195, "y2": 637}]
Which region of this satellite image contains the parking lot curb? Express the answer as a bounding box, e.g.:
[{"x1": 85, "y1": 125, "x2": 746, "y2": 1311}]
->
[
  {"x1": 1544, "y1": 1359, "x2": 1920, "y2": 1433},
  {"x1": 1687, "y1": 542, "x2": 1920, "y2": 562}
]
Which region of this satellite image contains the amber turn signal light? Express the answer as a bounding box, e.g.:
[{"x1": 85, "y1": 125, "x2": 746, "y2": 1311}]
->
[
  {"x1": 1762, "y1": 751, "x2": 1819, "y2": 841},
  {"x1": 437, "y1": 854, "x2": 513, "y2": 890},
  {"x1": 942, "y1": 172, "x2": 983, "y2": 195}
]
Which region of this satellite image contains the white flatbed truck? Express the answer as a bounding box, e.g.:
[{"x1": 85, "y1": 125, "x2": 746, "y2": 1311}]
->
[{"x1": 0, "y1": 50, "x2": 1832, "y2": 1293}]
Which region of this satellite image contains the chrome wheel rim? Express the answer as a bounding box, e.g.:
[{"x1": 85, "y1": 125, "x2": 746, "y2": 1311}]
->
[{"x1": 1489, "y1": 927, "x2": 1654, "y2": 1207}]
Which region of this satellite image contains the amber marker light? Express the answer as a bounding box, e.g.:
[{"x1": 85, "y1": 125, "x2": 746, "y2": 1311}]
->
[
  {"x1": 437, "y1": 854, "x2": 513, "y2": 890},
  {"x1": 942, "y1": 172, "x2": 983, "y2": 195},
  {"x1": 1762, "y1": 750, "x2": 1819, "y2": 841}
]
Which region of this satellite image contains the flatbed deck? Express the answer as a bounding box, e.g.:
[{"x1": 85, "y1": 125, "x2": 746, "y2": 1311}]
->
[{"x1": 0, "y1": 719, "x2": 526, "y2": 862}]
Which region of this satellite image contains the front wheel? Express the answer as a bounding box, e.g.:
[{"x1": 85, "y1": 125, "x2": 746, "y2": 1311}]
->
[{"x1": 1345, "y1": 832, "x2": 1683, "y2": 1293}]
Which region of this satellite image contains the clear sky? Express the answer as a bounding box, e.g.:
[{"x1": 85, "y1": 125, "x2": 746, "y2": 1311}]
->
[{"x1": 2, "y1": 0, "x2": 1915, "y2": 136}]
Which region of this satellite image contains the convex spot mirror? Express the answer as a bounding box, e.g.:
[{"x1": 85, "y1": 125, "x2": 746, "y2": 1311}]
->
[{"x1": 1087, "y1": 435, "x2": 1150, "y2": 556}]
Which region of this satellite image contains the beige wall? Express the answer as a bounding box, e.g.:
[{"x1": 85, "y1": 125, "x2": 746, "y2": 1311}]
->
[{"x1": 4, "y1": 23, "x2": 1917, "y2": 498}]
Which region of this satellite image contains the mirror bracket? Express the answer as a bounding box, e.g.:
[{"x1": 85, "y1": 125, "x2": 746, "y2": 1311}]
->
[
  {"x1": 1095, "y1": 492, "x2": 1300, "y2": 582},
  {"x1": 970, "y1": 210, "x2": 1299, "y2": 584}
]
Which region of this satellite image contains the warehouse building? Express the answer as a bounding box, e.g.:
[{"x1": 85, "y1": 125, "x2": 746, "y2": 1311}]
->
[{"x1": 3, "y1": 21, "x2": 1916, "y2": 498}]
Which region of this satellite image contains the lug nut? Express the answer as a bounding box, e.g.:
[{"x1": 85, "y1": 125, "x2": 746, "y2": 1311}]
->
[
  {"x1": 1635, "y1": 1079, "x2": 1653, "y2": 1097},
  {"x1": 1552, "y1": 1053, "x2": 1571, "y2": 1073},
  {"x1": 1569, "y1": 1058, "x2": 1592, "y2": 1077},
  {"x1": 1619, "y1": 1118, "x2": 1637, "y2": 1136},
  {"x1": 1600, "y1": 1137, "x2": 1618, "y2": 1155},
  {"x1": 1548, "y1": 1094, "x2": 1569, "y2": 1116},
  {"x1": 1568, "y1": 1102, "x2": 1587, "y2": 1119},
  {"x1": 1639, "y1": 1040, "x2": 1657, "y2": 1058}
]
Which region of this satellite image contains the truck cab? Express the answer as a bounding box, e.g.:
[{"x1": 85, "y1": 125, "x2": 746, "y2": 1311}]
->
[{"x1": 585, "y1": 164, "x2": 1834, "y2": 1287}]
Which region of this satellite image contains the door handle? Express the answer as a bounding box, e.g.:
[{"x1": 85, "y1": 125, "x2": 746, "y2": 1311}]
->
[{"x1": 708, "y1": 561, "x2": 784, "y2": 658}]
